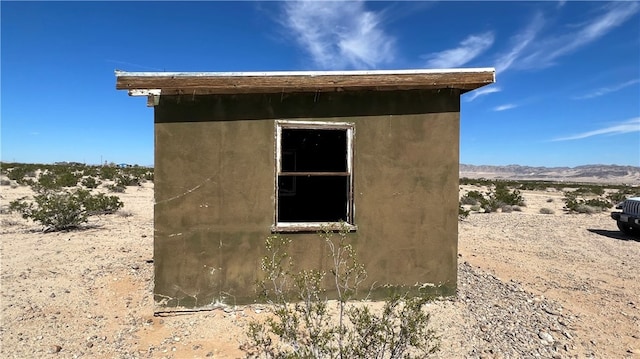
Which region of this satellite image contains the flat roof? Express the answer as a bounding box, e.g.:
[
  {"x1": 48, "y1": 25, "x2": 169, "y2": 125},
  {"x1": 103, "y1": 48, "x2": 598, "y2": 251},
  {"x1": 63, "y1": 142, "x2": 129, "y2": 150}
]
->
[{"x1": 115, "y1": 68, "x2": 495, "y2": 96}]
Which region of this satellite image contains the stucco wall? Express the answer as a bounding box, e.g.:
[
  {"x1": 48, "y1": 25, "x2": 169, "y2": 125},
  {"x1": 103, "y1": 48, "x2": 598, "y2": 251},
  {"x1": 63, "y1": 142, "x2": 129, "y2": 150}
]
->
[{"x1": 154, "y1": 89, "x2": 460, "y2": 309}]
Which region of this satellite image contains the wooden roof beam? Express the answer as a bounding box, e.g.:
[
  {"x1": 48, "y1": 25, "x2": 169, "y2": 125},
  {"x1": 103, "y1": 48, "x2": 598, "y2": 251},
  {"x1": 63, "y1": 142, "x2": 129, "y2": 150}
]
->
[{"x1": 115, "y1": 68, "x2": 495, "y2": 95}]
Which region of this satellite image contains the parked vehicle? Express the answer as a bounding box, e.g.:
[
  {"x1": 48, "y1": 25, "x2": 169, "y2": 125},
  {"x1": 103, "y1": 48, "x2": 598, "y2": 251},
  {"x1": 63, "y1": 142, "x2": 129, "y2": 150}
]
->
[{"x1": 611, "y1": 197, "x2": 640, "y2": 236}]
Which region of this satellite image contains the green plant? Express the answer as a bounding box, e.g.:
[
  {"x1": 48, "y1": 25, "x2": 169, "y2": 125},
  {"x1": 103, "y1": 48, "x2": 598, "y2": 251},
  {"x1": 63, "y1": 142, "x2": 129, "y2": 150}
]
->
[
  {"x1": 7, "y1": 167, "x2": 28, "y2": 182},
  {"x1": 81, "y1": 176, "x2": 101, "y2": 189},
  {"x1": 76, "y1": 190, "x2": 124, "y2": 215},
  {"x1": 99, "y1": 166, "x2": 118, "y2": 180},
  {"x1": 460, "y1": 190, "x2": 484, "y2": 205},
  {"x1": 33, "y1": 169, "x2": 80, "y2": 190},
  {"x1": 563, "y1": 191, "x2": 612, "y2": 213},
  {"x1": 115, "y1": 174, "x2": 140, "y2": 187},
  {"x1": 493, "y1": 183, "x2": 525, "y2": 207},
  {"x1": 607, "y1": 187, "x2": 640, "y2": 205},
  {"x1": 242, "y1": 227, "x2": 439, "y2": 358},
  {"x1": 8, "y1": 188, "x2": 123, "y2": 232},
  {"x1": 460, "y1": 185, "x2": 525, "y2": 213}
]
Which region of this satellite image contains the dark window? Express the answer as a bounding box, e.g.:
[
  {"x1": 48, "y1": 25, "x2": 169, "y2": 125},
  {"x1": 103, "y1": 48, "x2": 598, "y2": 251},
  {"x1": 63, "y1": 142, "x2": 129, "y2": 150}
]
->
[{"x1": 275, "y1": 122, "x2": 354, "y2": 230}]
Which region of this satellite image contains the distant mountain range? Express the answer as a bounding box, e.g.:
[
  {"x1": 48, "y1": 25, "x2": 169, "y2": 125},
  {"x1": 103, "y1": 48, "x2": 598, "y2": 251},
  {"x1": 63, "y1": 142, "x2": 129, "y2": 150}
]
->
[{"x1": 460, "y1": 164, "x2": 640, "y2": 184}]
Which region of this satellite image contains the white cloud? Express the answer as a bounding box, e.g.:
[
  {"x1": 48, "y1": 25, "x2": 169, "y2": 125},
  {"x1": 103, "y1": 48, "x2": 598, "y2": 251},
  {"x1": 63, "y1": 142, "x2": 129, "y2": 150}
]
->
[
  {"x1": 494, "y1": 104, "x2": 517, "y2": 111},
  {"x1": 494, "y1": 12, "x2": 544, "y2": 73},
  {"x1": 281, "y1": 0, "x2": 395, "y2": 69},
  {"x1": 423, "y1": 32, "x2": 494, "y2": 68},
  {"x1": 494, "y1": 2, "x2": 639, "y2": 74},
  {"x1": 518, "y1": 2, "x2": 640, "y2": 70},
  {"x1": 552, "y1": 117, "x2": 640, "y2": 141},
  {"x1": 573, "y1": 79, "x2": 640, "y2": 100},
  {"x1": 464, "y1": 85, "x2": 501, "y2": 102}
]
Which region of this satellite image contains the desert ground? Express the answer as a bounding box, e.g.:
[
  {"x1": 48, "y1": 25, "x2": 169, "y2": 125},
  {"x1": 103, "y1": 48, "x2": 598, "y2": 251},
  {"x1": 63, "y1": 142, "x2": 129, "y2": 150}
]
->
[{"x1": 1, "y1": 180, "x2": 639, "y2": 358}]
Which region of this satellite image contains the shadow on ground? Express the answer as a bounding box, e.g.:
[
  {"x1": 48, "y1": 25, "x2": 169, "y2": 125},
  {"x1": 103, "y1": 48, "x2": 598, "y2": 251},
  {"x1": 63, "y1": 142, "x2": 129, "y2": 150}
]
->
[{"x1": 588, "y1": 229, "x2": 640, "y2": 242}]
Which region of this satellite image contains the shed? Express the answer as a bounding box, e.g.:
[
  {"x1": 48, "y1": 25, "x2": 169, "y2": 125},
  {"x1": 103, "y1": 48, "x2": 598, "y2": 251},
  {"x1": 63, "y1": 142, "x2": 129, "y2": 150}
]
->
[{"x1": 116, "y1": 68, "x2": 495, "y2": 310}]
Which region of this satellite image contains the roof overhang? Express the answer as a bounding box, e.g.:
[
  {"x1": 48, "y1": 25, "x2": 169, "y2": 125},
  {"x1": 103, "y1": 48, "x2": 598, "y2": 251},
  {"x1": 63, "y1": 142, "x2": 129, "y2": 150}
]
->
[{"x1": 115, "y1": 68, "x2": 495, "y2": 106}]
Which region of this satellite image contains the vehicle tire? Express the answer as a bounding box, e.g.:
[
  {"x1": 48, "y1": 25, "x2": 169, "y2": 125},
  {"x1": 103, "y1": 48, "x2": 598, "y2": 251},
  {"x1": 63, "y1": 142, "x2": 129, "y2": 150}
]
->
[{"x1": 617, "y1": 221, "x2": 635, "y2": 235}]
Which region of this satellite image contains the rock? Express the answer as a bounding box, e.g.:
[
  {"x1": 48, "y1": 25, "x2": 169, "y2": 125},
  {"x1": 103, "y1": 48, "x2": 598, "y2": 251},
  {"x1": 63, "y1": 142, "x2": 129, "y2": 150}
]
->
[
  {"x1": 49, "y1": 345, "x2": 62, "y2": 353},
  {"x1": 539, "y1": 331, "x2": 554, "y2": 344}
]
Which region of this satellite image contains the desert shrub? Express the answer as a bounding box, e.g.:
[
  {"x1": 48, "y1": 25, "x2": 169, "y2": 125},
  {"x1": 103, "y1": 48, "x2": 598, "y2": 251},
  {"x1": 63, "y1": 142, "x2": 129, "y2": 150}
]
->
[
  {"x1": 459, "y1": 204, "x2": 470, "y2": 220},
  {"x1": 462, "y1": 185, "x2": 525, "y2": 213},
  {"x1": 470, "y1": 204, "x2": 482, "y2": 212},
  {"x1": 35, "y1": 172, "x2": 58, "y2": 190},
  {"x1": 607, "y1": 187, "x2": 640, "y2": 205},
  {"x1": 82, "y1": 166, "x2": 99, "y2": 177},
  {"x1": 34, "y1": 170, "x2": 80, "y2": 190},
  {"x1": 115, "y1": 174, "x2": 140, "y2": 187},
  {"x1": 572, "y1": 186, "x2": 605, "y2": 197},
  {"x1": 493, "y1": 183, "x2": 525, "y2": 207},
  {"x1": 461, "y1": 190, "x2": 484, "y2": 205},
  {"x1": 574, "y1": 205, "x2": 599, "y2": 214},
  {"x1": 564, "y1": 191, "x2": 612, "y2": 213},
  {"x1": 81, "y1": 176, "x2": 101, "y2": 189},
  {"x1": 55, "y1": 170, "x2": 80, "y2": 187},
  {"x1": 460, "y1": 195, "x2": 479, "y2": 205},
  {"x1": 501, "y1": 205, "x2": 513, "y2": 213},
  {"x1": 99, "y1": 166, "x2": 118, "y2": 180},
  {"x1": 517, "y1": 181, "x2": 559, "y2": 191},
  {"x1": 143, "y1": 171, "x2": 154, "y2": 182},
  {"x1": 106, "y1": 184, "x2": 126, "y2": 193},
  {"x1": 242, "y1": 228, "x2": 439, "y2": 358},
  {"x1": 539, "y1": 208, "x2": 555, "y2": 215},
  {"x1": 582, "y1": 198, "x2": 611, "y2": 209},
  {"x1": 8, "y1": 188, "x2": 123, "y2": 232},
  {"x1": 7, "y1": 167, "x2": 28, "y2": 182},
  {"x1": 500, "y1": 205, "x2": 522, "y2": 213},
  {"x1": 76, "y1": 190, "x2": 124, "y2": 215}
]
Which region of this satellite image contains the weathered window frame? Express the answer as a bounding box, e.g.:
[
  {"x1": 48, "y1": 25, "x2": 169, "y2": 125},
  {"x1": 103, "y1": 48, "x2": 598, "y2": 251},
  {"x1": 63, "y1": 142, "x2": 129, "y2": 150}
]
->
[{"x1": 272, "y1": 120, "x2": 356, "y2": 233}]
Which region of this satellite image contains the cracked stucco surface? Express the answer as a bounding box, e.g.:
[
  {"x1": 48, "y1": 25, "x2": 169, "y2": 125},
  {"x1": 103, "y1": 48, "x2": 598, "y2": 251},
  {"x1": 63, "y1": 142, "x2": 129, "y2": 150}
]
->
[{"x1": 153, "y1": 90, "x2": 460, "y2": 309}]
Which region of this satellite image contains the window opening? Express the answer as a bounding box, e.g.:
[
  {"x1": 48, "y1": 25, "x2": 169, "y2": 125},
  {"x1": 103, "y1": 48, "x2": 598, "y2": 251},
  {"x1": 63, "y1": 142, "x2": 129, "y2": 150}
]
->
[{"x1": 275, "y1": 121, "x2": 355, "y2": 231}]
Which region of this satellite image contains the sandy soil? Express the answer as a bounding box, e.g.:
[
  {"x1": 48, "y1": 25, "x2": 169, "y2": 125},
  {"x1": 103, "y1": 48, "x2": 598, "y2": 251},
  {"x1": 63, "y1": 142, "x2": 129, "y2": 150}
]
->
[{"x1": 1, "y1": 182, "x2": 639, "y2": 358}]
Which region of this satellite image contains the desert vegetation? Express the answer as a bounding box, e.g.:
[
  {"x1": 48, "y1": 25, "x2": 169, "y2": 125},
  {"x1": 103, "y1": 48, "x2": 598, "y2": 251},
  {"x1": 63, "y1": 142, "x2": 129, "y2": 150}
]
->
[
  {"x1": 242, "y1": 227, "x2": 438, "y2": 358},
  {"x1": 1, "y1": 162, "x2": 152, "y2": 232},
  {"x1": 2, "y1": 164, "x2": 639, "y2": 358},
  {"x1": 459, "y1": 177, "x2": 639, "y2": 217}
]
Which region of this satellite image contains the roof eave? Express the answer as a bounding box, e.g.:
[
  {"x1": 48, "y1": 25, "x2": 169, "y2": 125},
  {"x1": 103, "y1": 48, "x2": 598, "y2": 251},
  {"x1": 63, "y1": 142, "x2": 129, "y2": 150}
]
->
[{"x1": 115, "y1": 68, "x2": 495, "y2": 96}]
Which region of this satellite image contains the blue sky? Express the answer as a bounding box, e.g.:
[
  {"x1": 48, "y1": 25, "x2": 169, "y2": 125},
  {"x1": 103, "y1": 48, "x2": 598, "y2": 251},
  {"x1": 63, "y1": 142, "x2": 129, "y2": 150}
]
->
[{"x1": 2, "y1": 1, "x2": 639, "y2": 167}]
